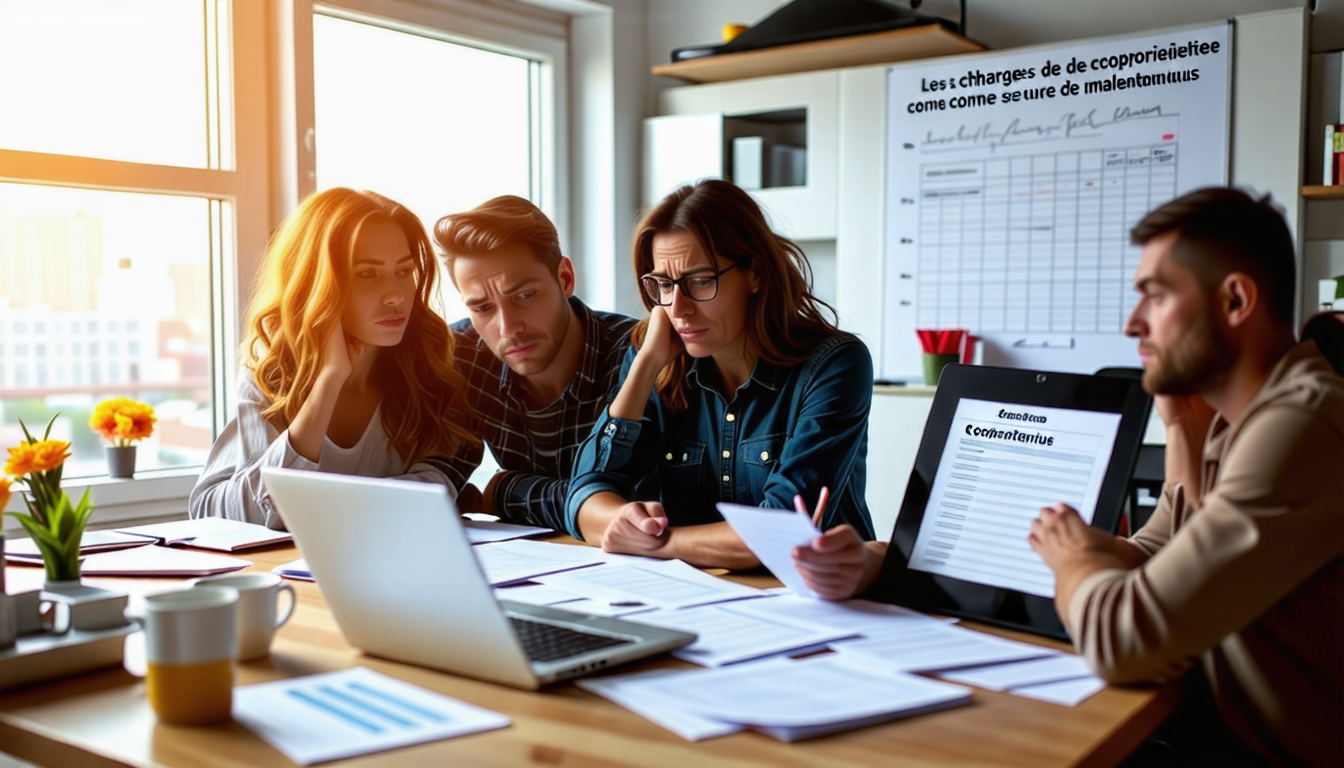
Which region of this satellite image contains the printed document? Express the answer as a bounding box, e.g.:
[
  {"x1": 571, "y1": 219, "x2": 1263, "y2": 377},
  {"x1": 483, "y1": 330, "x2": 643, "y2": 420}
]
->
[
  {"x1": 628, "y1": 654, "x2": 971, "y2": 741},
  {"x1": 907, "y1": 398, "x2": 1121, "y2": 597},
  {"x1": 234, "y1": 666, "x2": 509, "y2": 765},
  {"x1": 716, "y1": 503, "x2": 823, "y2": 598},
  {"x1": 635, "y1": 603, "x2": 857, "y2": 667},
  {"x1": 536, "y1": 559, "x2": 760, "y2": 611},
  {"x1": 831, "y1": 622, "x2": 1057, "y2": 671}
]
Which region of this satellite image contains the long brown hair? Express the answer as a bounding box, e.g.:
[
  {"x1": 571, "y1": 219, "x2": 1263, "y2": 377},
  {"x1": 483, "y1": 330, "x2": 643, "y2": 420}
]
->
[
  {"x1": 241, "y1": 187, "x2": 478, "y2": 463},
  {"x1": 630, "y1": 179, "x2": 843, "y2": 411}
]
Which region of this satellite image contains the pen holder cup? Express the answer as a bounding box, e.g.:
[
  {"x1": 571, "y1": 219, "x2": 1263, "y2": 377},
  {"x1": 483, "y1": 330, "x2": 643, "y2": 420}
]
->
[{"x1": 922, "y1": 353, "x2": 959, "y2": 386}]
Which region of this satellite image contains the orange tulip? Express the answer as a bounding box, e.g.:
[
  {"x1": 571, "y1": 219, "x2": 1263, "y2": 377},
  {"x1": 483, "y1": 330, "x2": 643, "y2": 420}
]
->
[
  {"x1": 0, "y1": 476, "x2": 12, "y2": 511},
  {"x1": 29, "y1": 440, "x2": 72, "y2": 473},
  {"x1": 4, "y1": 443, "x2": 36, "y2": 477}
]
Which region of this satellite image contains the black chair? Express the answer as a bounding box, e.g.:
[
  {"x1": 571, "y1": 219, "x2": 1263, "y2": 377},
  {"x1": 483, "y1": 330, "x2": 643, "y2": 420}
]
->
[
  {"x1": 1301, "y1": 310, "x2": 1344, "y2": 375},
  {"x1": 1095, "y1": 367, "x2": 1159, "y2": 534}
]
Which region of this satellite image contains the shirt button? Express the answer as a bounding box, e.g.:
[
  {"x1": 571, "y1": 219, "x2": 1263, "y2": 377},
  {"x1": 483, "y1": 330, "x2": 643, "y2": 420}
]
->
[
  {"x1": 725, "y1": 413, "x2": 735, "y2": 422},
  {"x1": 606, "y1": 423, "x2": 616, "y2": 435},
  {"x1": 760, "y1": 451, "x2": 769, "y2": 461},
  {"x1": 722, "y1": 450, "x2": 731, "y2": 459},
  {"x1": 682, "y1": 453, "x2": 688, "y2": 462},
  {"x1": 722, "y1": 475, "x2": 731, "y2": 483},
  {"x1": 665, "y1": 452, "x2": 673, "y2": 461}
]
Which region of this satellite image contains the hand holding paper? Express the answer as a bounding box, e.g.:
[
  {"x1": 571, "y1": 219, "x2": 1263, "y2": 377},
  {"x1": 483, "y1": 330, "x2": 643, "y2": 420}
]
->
[{"x1": 717, "y1": 503, "x2": 823, "y2": 598}]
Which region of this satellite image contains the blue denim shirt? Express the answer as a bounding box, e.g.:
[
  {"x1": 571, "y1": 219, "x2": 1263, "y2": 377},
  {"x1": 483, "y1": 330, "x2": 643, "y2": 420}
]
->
[{"x1": 564, "y1": 334, "x2": 876, "y2": 541}]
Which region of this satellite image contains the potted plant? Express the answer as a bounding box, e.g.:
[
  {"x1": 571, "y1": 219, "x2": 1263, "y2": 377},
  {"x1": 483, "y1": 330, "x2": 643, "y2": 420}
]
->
[
  {"x1": 4, "y1": 416, "x2": 95, "y2": 586},
  {"x1": 88, "y1": 398, "x2": 156, "y2": 479}
]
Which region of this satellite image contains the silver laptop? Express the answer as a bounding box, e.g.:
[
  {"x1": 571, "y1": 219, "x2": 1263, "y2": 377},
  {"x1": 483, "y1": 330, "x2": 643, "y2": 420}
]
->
[{"x1": 260, "y1": 467, "x2": 695, "y2": 690}]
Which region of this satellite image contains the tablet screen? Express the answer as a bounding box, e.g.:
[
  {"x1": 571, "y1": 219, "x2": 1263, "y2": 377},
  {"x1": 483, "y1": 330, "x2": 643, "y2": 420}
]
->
[{"x1": 906, "y1": 398, "x2": 1122, "y2": 598}]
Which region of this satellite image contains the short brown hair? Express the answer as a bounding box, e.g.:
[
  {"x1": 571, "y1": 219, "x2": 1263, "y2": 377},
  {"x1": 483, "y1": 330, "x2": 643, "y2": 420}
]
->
[
  {"x1": 432, "y1": 195, "x2": 562, "y2": 284},
  {"x1": 631, "y1": 179, "x2": 843, "y2": 412},
  {"x1": 1130, "y1": 187, "x2": 1296, "y2": 326}
]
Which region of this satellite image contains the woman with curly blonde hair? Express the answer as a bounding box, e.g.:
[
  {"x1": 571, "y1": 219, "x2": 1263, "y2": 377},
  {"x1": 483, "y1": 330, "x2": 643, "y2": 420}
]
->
[{"x1": 190, "y1": 188, "x2": 477, "y2": 528}]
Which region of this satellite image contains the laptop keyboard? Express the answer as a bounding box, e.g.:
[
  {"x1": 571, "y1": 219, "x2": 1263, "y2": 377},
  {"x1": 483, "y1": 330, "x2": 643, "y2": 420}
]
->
[{"x1": 509, "y1": 616, "x2": 634, "y2": 663}]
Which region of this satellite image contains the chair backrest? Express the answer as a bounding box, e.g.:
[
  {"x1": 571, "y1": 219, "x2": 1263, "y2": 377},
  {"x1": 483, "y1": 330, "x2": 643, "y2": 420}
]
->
[{"x1": 1301, "y1": 311, "x2": 1344, "y2": 375}]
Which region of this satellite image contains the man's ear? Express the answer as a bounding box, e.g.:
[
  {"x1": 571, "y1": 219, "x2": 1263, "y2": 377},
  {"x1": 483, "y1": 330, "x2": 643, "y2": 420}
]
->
[
  {"x1": 556, "y1": 256, "x2": 576, "y2": 298},
  {"x1": 1221, "y1": 272, "x2": 1258, "y2": 328}
]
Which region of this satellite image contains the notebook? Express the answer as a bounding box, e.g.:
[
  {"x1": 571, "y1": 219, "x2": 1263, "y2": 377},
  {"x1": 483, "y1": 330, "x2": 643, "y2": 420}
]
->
[{"x1": 260, "y1": 467, "x2": 696, "y2": 690}]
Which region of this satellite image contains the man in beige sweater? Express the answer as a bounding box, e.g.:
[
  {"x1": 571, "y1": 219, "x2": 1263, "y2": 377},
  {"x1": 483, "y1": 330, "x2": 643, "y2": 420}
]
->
[
  {"x1": 795, "y1": 188, "x2": 1344, "y2": 766},
  {"x1": 1031, "y1": 188, "x2": 1343, "y2": 766}
]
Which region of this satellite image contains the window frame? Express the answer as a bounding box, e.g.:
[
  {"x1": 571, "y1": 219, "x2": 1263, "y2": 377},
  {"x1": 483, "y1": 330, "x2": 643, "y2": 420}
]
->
[{"x1": 0, "y1": 0, "x2": 569, "y2": 527}]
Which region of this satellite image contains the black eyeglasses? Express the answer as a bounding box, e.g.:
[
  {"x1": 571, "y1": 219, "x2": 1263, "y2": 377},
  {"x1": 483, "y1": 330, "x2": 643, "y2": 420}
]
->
[{"x1": 640, "y1": 263, "x2": 739, "y2": 306}]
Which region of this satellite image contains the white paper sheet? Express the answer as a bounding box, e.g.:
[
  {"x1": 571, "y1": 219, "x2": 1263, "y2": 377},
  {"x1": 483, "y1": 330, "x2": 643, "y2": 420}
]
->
[
  {"x1": 492, "y1": 583, "x2": 583, "y2": 606},
  {"x1": 75, "y1": 546, "x2": 251, "y2": 577},
  {"x1": 631, "y1": 654, "x2": 972, "y2": 733},
  {"x1": 547, "y1": 598, "x2": 659, "y2": 618},
  {"x1": 462, "y1": 520, "x2": 552, "y2": 544},
  {"x1": 273, "y1": 557, "x2": 313, "y2": 582},
  {"x1": 939, "y1": 654, "x2": 1094, "y2": 691},
  {"x1": 576, "y1": 669, "x2": 745, "y2": 741},
  {"x1": 233, "y1": 667, "x2": 510, "y2": 765},
  {"x1": 634, "y1": 603, "x2": 858, "y2": 667},
  {"x1": 831, "y1": 622, "x2": 1057, "y2": 671},
  {"x1": 729, "y1": 594, "x2": 950, "y2": 634},
  {"x1": 1011, "y1": 675, "x2": 1107, "y2": 706},
  {"x1": 716, "y1": 503, "x2": 822, "y2": 598},
  {"x1": 535, "y1": 560, "x2": 761, "y2": 611},
  {"x1": 115, "y1": 517, "x2": 293, "y2": 551},
  {"x1": 470, "y1": 540, "x2": 607, "y2": 586}
]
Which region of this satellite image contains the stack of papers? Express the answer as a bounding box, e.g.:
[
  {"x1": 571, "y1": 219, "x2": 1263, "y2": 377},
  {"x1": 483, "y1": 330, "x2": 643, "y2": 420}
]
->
[
  {"x1": 4, "y1": 530, "x2": 153, "y2": 561},
  {"x1": 471, "y1": 540, "x2": 608, "y2": 586},
  {"x1": 635, "y1": 603, "x2": 858, "y2": 667},
  {"x1": 115, "y1": 517, "x2": 293, "y2": 552},
  {"x1": 580, "y1": 654, "x2": 971, "y2": 742},
  {"x1": 535, "y1": 559, "x2": 761, "y2": 611},
  {"x1": 76, "y1": 546, "x2": 251, "y2": 577},
  {"x1": 234, "y1": 667, "x2": 509, "y2": 764},
  {"x1": 938, "y1": 655, "x2": 1106, "y2": 706},
  {"x1": 831, "y1": 622, "x2": 1058, "y2": 671}
]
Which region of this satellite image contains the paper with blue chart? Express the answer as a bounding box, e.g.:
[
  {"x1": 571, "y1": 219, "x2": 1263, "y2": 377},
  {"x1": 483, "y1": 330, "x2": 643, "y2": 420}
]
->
[
  {"x1": 234, "y1": 667, "x2": 509, "y2": 764},
  {"x1": 882, "y1": 22, "x2": 1231, "y2": 380}
]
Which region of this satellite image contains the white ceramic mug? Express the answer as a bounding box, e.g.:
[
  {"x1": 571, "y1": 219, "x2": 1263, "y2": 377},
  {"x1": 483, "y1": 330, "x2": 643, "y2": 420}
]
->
[
  {"x1": 139, "y1": 586, "x2": 238, "y2": 725},
  {"x1": 192, "y1": 572, "x2": 296, "y2": 661}
]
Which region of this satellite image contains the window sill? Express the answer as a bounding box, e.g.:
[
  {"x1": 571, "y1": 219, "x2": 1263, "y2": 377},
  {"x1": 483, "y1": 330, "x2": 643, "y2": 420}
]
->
[{"x1": 2, "y1": 468, "x2": 199, "y2": 531}]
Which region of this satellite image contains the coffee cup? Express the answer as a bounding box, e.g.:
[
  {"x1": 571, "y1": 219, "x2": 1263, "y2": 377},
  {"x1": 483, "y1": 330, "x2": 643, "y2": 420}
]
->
[
  {"x1": 192, "y1": 572, "x2": 295, "y2": 661},
  {"x1": 139, "y1": 587, "x2": 238, "y2": 725}
]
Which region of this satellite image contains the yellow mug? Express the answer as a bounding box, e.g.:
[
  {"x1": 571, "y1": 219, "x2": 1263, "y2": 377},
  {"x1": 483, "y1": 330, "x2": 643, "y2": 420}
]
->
[{"x1": 139, "y1": 587, "x2": 238, "y2": 725}]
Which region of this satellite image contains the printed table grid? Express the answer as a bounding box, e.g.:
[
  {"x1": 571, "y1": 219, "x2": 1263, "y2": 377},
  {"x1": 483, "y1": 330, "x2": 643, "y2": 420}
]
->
[{"x1": 916, "y1": 143, "x2": 1177, "y2": 334}]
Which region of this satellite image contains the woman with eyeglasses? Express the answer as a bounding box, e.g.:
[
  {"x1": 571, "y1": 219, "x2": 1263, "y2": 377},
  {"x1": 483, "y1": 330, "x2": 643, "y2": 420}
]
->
[
  {"x1": 189, "y1": 187, "x2": 478, "y2": 529},
  {"x1": 564, "y1": 179, "x2": 876, "y2": 569}
]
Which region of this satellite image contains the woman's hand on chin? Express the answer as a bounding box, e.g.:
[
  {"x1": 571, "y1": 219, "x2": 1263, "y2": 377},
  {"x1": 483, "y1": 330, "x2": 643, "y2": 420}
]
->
[{"x1": 637, "y1": 306, "x2": 683, "y2": 371}]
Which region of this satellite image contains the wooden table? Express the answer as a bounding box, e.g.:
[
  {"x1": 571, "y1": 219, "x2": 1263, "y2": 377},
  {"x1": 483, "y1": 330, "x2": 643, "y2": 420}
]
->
[{"x1": 0, "y1": 544, "x2": 1176, "y2": 768}]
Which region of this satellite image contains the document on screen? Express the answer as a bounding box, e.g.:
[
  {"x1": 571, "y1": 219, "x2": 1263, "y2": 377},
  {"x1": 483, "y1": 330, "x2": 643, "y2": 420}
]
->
[{"x1": 906, "y1": 398, "x2": 1122, "y2": 597}]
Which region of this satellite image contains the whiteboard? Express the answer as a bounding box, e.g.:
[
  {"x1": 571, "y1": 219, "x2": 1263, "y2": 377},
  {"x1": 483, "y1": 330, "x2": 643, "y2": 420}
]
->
[{"x1": 881, "y1": 22, "x2": 1232, "y2": 381}]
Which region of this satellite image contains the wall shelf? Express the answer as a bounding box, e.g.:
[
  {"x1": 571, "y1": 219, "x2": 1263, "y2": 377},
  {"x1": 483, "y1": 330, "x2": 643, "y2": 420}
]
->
[
  {"x1": 1303, "y1": 185, "x2": 1344, "y2": 199},
  {"x1": 652, "y1": 25, "x2": 985, "y2": 85}
]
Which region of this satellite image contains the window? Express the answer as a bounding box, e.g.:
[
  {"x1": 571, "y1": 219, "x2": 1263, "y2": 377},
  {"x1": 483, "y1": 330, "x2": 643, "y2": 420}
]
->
[
  {"x1": 1, "y1": 0, "x2": 564, "y2": 499},
  {"x1": 313, "y1": 12, "x2": 542, "y2": 323},
  {"x1": 0, "y1": 0, "x2": 244, "y2": 480}
]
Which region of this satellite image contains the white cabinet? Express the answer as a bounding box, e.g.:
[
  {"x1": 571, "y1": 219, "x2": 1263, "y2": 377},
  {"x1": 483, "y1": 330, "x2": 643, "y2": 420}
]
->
[{"x1": 645, "y1": 71, "x2": 839, "y2": 240}]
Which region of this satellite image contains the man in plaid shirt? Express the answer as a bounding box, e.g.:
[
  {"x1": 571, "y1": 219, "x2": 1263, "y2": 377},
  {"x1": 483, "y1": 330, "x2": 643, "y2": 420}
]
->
[{"x1": 433, "y1": 196, "x2": 635, "y2": 530}]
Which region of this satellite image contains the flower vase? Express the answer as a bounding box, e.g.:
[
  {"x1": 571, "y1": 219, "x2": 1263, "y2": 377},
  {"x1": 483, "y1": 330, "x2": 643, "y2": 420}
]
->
[{"x1": 105, "y1": 446, "x2": 136, "y2": 479}]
